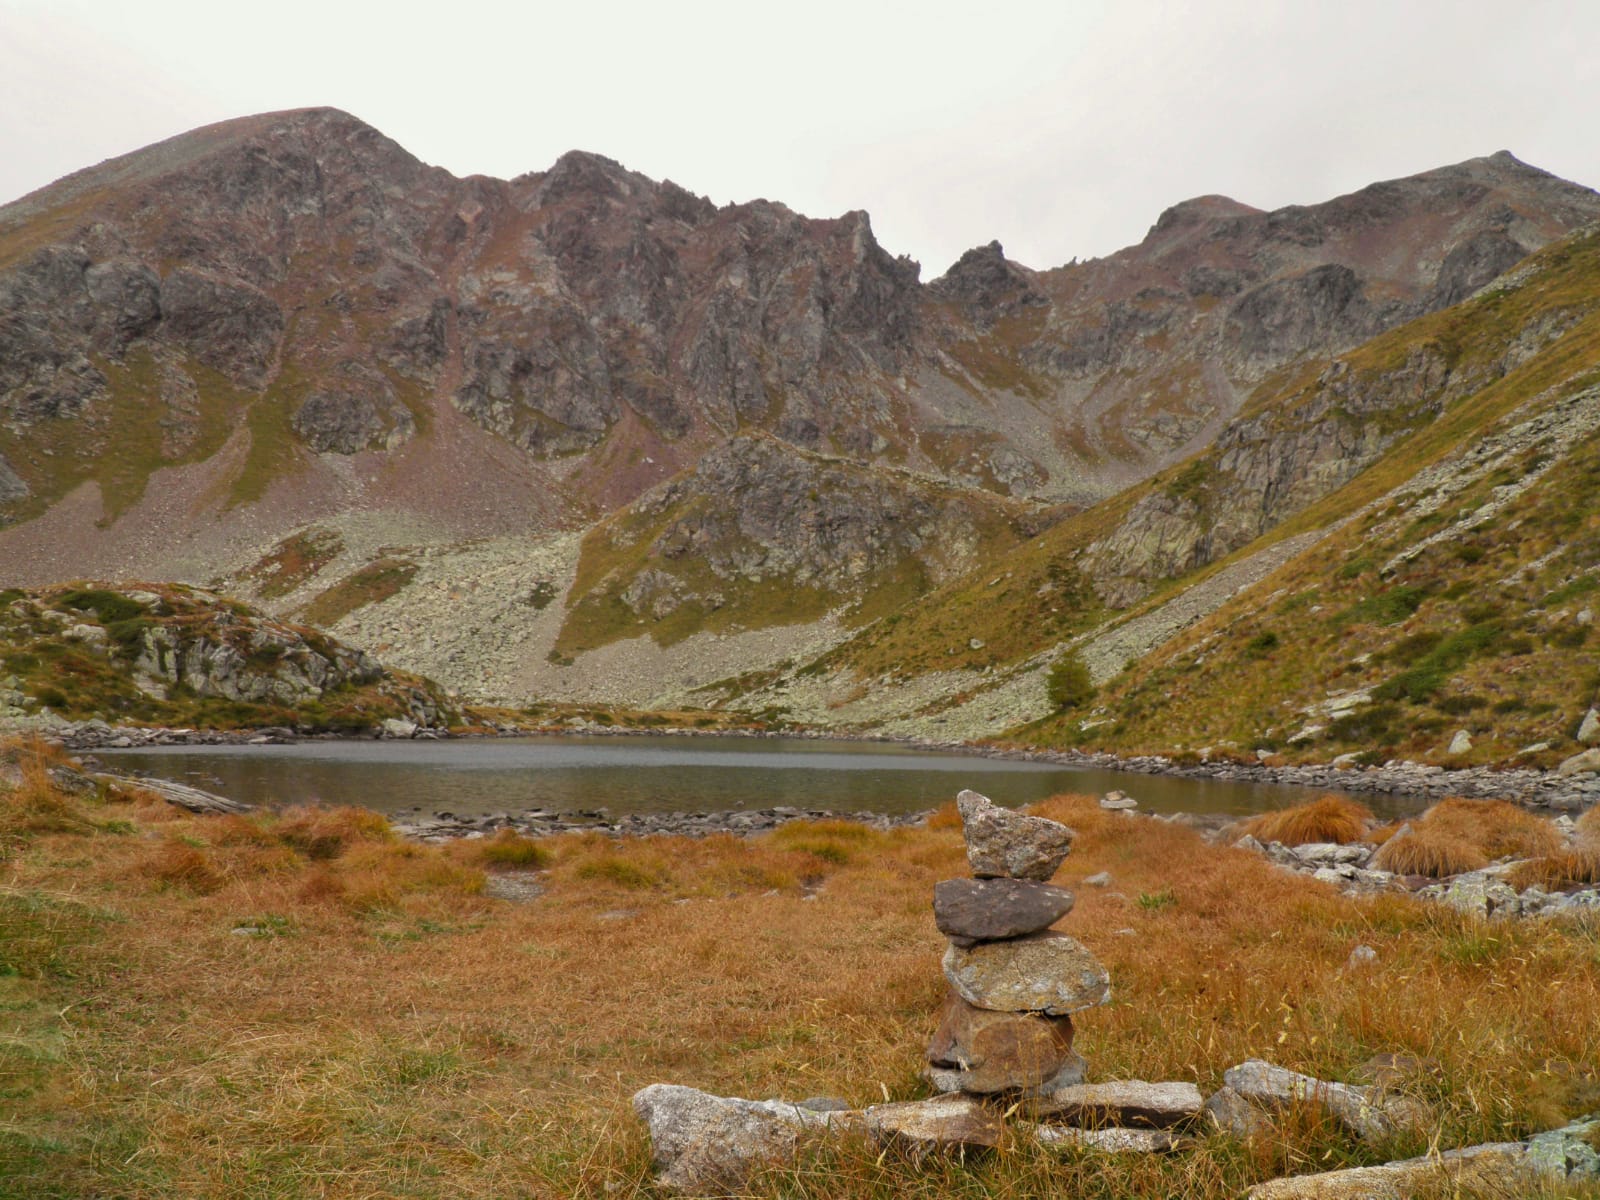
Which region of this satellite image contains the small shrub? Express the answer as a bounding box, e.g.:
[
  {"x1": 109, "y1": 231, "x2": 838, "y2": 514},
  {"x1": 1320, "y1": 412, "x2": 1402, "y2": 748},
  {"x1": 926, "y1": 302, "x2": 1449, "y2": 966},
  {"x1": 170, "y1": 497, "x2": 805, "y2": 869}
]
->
[
  {"x1": 144, "y1": 839, "x2": 226, "y2": 894},
  {"x1": 472, "y1": 830, "x2": 551, "y2": 869},
  {"x1": 1245, "y1": 630, "x2": 1280, "y2": 657},
  {"x1": 575, "y1": 856, "x2": 667, "y2": 889},
  {"x1": 276, "y1": 806, "x2": 392, "y2": 860},
  {"x1": 1436, "y1": 694, "x2": 1487, "y2": 715},
  {"x1": 1136, "y1": 888, "x2": 1176, "y2": 911},
  {"x1": 56, "y1": 587, "x2": 145, "y2": 624},
  {"x1": 1335, "y1": 586, "x2": 1432, "y2": 627},
  {"x1": 1238, "y1": 795, "x2": 1374, "y2": 846},
  {"x1": 1046, "y1": 653, "x2": 1096, "y2": 711}
]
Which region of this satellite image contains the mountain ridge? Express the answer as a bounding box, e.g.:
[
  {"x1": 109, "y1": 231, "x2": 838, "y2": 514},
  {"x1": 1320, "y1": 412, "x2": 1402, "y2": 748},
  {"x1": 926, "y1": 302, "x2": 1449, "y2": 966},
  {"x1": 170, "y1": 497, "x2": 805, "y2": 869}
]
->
[{"x1": 3, "y1": 108, "x2": 1600, "y2": 755}]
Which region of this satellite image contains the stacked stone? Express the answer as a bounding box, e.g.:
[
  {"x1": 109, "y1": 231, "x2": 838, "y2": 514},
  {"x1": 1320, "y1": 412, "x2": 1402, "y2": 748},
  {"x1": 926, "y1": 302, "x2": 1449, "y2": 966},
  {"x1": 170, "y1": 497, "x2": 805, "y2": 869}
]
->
[{"x1": 925, "y1": 789, "x2": 1110, "y2": 1096}]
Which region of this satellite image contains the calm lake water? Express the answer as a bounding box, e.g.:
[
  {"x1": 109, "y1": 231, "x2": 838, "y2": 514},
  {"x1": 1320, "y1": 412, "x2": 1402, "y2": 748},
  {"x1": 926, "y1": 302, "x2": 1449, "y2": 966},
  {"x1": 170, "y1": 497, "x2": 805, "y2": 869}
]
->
[{"x1": 97, "y1": 734, "x2": 1405, "y2": 820}]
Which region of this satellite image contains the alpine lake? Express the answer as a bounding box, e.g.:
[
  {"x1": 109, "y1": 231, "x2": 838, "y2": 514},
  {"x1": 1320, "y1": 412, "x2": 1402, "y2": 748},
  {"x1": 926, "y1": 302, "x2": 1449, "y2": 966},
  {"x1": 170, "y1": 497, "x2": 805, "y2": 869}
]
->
[{"x1": 96, "y1": 734, "x2": 1416, "y2": 823}]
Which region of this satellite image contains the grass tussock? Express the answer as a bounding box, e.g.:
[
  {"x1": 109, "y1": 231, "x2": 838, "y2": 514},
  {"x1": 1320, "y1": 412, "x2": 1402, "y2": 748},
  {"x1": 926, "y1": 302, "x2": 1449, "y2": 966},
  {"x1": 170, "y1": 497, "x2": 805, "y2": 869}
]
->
[
  {"x1": 1371, "y1": 828, "x2": 1491, "y2": 877},
  {"x1": 1237, "y1": 795, "x2": 1375, "y2": 846},
  {"x1": 470, "y1": 828, "x2": 552, "y2": 869},
  {"x1": 1577, "y1": 804, "x2": 1600, "y2": 845},
  {"x1": 1371, "y1": 799, "x2": 1564, "y2": 878},
  {"x1": 2, "y1": 753, "x2": 1599, "y2": 1198},
  {"x1": 274, "y1": 804, "x2": 393, "y2": 860},
  {"x1": 1508, "y1": 847, "x2": 1600, "y2": 891}
]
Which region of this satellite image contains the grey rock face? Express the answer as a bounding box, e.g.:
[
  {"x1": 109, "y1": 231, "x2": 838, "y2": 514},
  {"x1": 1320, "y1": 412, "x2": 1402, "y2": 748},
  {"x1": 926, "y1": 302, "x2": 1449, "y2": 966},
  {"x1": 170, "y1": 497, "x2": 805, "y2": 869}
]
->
[
  {"x1": 292, "y1": 363, "x2": 416, "y2": 454},
  {"x1": 158, "y1": 267, "x2": 284, "y2": 388},
  {"x1": 1223, "y1": 1059, "x2": 1429, "y2": 1144},
  {"x1": 957, "y1": 789, "x2": 1076, "y2": 881},
  {"x1": 632, "y1": 1083, "x2": 860, "y2": 1195},
  {"x1": 1246, "y1": 1141, "x2": 1533, "y2": 1199},
  {"x1": 942, "y1": 931, "x2": 1110, "y2": 1016},
  {"x1": 1034, "y1": 1079, "x2": 1204, "y2": 1129},
  {"x1": 933, "y1": 877, "x2": 1075, "y2": 945},
  {"x1": 925, "y1": 991, "x2": 1077, "y2": 1093}
]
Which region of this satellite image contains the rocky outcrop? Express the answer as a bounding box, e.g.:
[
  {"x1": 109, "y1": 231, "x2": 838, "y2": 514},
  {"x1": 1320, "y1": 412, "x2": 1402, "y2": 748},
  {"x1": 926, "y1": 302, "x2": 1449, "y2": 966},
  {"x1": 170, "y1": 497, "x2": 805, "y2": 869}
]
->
[{"x1": 0, "y1": 582, "x2": 453, "y2": 731}]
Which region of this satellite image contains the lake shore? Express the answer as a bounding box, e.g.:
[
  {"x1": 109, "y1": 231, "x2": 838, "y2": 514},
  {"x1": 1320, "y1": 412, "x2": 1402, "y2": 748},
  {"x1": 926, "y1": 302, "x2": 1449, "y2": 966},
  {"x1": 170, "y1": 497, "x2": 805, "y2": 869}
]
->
[{"x1": 34, "y1": 710, "x2": 1599, "y2": 819}]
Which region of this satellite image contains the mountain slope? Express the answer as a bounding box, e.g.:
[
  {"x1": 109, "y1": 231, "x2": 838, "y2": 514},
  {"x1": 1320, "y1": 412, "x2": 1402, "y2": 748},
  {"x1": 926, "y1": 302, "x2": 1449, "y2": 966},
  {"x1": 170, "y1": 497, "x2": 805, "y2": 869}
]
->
[
  {"x1": 1, "y1": 109, "x2": 1597, "y2": 711},
  {"x1": 748, "y1": 224, "x2": 1600, "y2": 761}
]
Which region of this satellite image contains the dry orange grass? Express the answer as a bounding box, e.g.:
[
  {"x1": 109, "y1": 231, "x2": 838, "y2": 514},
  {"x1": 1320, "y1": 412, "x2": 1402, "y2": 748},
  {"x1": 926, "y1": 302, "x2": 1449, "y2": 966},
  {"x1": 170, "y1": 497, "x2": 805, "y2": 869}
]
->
[
  {"x1": 1371, "y1": 799, "x2": 1563, "y2": 878},
  {"x1": 1507, "y1": 847, "x2": 1600, "y2": 890},
  {"x1": 1237, "y1": 795, "x2": 1375, "y2": 846},
  {"x1": 2, "y1": 772, "x2": 1599, "y2": 1198},
  {"x1": 1417, "y1": 799, "x2": 1564, "y2": 861},
  {"x1": 1577, "y1": 804, "x2": 1600, "y2": 845},
  {"x1": 1371, "y1": 828, "x2": 1491, "y2": 877}
]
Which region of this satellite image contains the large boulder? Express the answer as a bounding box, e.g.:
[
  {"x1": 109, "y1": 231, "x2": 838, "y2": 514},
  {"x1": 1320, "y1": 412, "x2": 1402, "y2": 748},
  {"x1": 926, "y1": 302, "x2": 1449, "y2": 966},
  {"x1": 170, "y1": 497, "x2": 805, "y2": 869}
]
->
[
  {"x1": 925, "y1": 992, "x2": 1078, "y2": 1093},
  {"x1": 943, "y1": 931, "x2": 1110, "y2": 1015},
  {"x1": 632, "y1": 1083, "x2": 861, "y2": 1194},
  {"x1": 933, "y1": 877, "x2": 1076, "y2": 946},
  {"x1": 956, "y1": 789, "x2": 1076, "y2": 881}
]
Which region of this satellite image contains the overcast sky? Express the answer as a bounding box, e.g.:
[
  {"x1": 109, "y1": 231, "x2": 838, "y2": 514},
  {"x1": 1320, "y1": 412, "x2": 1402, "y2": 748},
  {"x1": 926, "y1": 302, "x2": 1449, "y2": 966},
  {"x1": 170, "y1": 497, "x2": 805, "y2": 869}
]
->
[{"x1": 3, "y1": 0, "x2": 1597, "y2": 276}]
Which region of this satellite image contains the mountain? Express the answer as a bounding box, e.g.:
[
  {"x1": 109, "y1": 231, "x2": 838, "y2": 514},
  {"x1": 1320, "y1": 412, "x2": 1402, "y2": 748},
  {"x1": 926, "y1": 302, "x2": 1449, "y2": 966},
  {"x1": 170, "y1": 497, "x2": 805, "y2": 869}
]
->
[{"x1": 1, "y1": 108, "x2": 1598, "y2": 737}]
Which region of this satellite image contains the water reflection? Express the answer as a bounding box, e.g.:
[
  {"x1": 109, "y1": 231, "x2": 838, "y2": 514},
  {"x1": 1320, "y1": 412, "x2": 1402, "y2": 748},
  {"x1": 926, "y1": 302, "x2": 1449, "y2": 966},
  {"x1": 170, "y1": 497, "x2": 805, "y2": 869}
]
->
[{"x1": 100, "y1": 734, "x2": 1411, "y2": 820}]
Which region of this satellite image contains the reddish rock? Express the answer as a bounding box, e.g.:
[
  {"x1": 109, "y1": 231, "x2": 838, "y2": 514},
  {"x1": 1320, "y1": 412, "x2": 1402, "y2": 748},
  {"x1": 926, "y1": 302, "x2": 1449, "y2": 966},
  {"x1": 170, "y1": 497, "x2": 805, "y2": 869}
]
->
[{"x1": 926, "y1": 992, "x2": 1077, "y2": 1093}]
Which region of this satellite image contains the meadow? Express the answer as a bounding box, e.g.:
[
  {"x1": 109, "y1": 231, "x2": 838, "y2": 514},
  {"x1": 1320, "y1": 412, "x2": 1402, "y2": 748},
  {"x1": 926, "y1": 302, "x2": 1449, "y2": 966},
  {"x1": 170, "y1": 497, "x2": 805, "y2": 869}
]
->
[{"x1": 3, "y1": 738, "x2": 1598, "y2": 1198}]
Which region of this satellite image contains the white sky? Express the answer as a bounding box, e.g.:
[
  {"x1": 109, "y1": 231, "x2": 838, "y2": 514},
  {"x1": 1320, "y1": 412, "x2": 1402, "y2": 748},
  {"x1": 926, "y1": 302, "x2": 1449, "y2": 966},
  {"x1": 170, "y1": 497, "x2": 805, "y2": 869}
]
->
[{"x1": 2, "y1": 0, "x2": 1597, "y2": 277}]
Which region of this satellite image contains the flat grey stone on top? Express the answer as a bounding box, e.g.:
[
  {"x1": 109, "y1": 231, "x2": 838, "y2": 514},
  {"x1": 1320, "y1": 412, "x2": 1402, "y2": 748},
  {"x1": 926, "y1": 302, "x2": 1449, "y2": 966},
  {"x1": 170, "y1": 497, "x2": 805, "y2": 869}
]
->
[{"x1": 933, "y1": 877, "x2": 1075, "y2": 945}]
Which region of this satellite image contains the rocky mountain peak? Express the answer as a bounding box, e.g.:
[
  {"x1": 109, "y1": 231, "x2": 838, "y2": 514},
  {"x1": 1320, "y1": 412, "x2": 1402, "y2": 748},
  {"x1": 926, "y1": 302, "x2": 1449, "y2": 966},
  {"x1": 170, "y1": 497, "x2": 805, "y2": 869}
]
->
[{"x1": 930, "y1": 240, "x2": 1045, "y2": 325}]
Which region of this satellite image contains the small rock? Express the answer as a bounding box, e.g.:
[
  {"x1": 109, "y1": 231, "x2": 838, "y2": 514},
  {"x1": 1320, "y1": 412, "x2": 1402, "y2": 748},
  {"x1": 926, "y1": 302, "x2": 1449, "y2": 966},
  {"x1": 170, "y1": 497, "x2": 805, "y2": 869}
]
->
[
  {"x1": 1345, "y1": 944, "x2": 1379, "y2": 969},
  {"x1": 632, "y1": 1083, "x2": 861, "y2": 1194},
  {"x1": 381, "y1": 717, "x2": 420, "y2": 739},
  {"x1": 1083, "y1": 871, "x2": 1113, "y2": 887},
  {"x1": 1448, "y1": 730, "x2": 1473, "y2": 756},
  {"x1": 865, "y1": 1093, "x2": 1004, "y2": 1160},
  {"x1": 1203, "y1": 1085, "x2": 1269, "y2": 1139},
  {"x1": 1579, "y1": 708, "x2": 1600, "y2": 746},
  {"x1": 943, "y1": 931, "x2": 1110, "y2": 1015},
  {"x1": 1099, "y1": 790, "x2": 1138, "y2": 811},
  {"x1": 926, "y1": 992, "x2": 1078, "y2": 1093},
  {"x1": 1557, "y1": 748, "x2": 1600, "y2": 777},
  {"x1": 1033, "y1": 1125, "x2": 1185, "y2": 1153},
  {"x1": 956, "y1": 789, "x2": 1076, "y2": 881},
  {"x1": 933, "y1": 878, "x2": 1076, "y2": 945},
  {"x1": 1034, "y1": 1080, "x2": 1203, "y2": 1129}
]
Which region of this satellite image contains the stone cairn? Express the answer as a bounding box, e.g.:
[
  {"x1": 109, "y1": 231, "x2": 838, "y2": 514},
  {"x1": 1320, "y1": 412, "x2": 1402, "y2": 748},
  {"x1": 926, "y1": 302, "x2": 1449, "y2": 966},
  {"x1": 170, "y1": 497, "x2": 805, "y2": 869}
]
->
[{"x1": 924, "y1": 788, "x2": 1107, "y2": 1097}]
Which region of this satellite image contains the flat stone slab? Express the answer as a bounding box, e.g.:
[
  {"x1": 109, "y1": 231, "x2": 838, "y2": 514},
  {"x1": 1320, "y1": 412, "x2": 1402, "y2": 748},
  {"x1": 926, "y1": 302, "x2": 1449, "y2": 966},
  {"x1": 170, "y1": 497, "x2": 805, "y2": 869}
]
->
[
  {"x1": 926, "y1": 992, "x2": 1076, "y2": 1093},
  {"x1": 1203, "y1": 1085, "x2": 1270, "y2": 1138},
  {"x1": 1247, "y1": 1141, "x2": 1534, "y2": 1198},
  {"x1": 1034, "y1": 1124, "x2": 1188, "y2": 1153},
  {"x1": 957, "y1": 789, "x2": 1076, "y2": 881},
  {"x1": 865, "y1": 1094, "x2": 1005, "y2": 1160},
  {"x1": 943, "y1": 931, "x2": 1110, "y2": 1015},
  {"x1": 633, "y1": 1084, "x2": 861, "y2": 1194},
  {"x1": 933, "y1": 877, "x2": 1076, "y2": 946},
  {"x1": 1034, "y1": 1079, "x2": 1204, "y2": 1129},
  {"x1": 1224, "y1": 1060, "x2": 1429, "y2": 1144}
]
